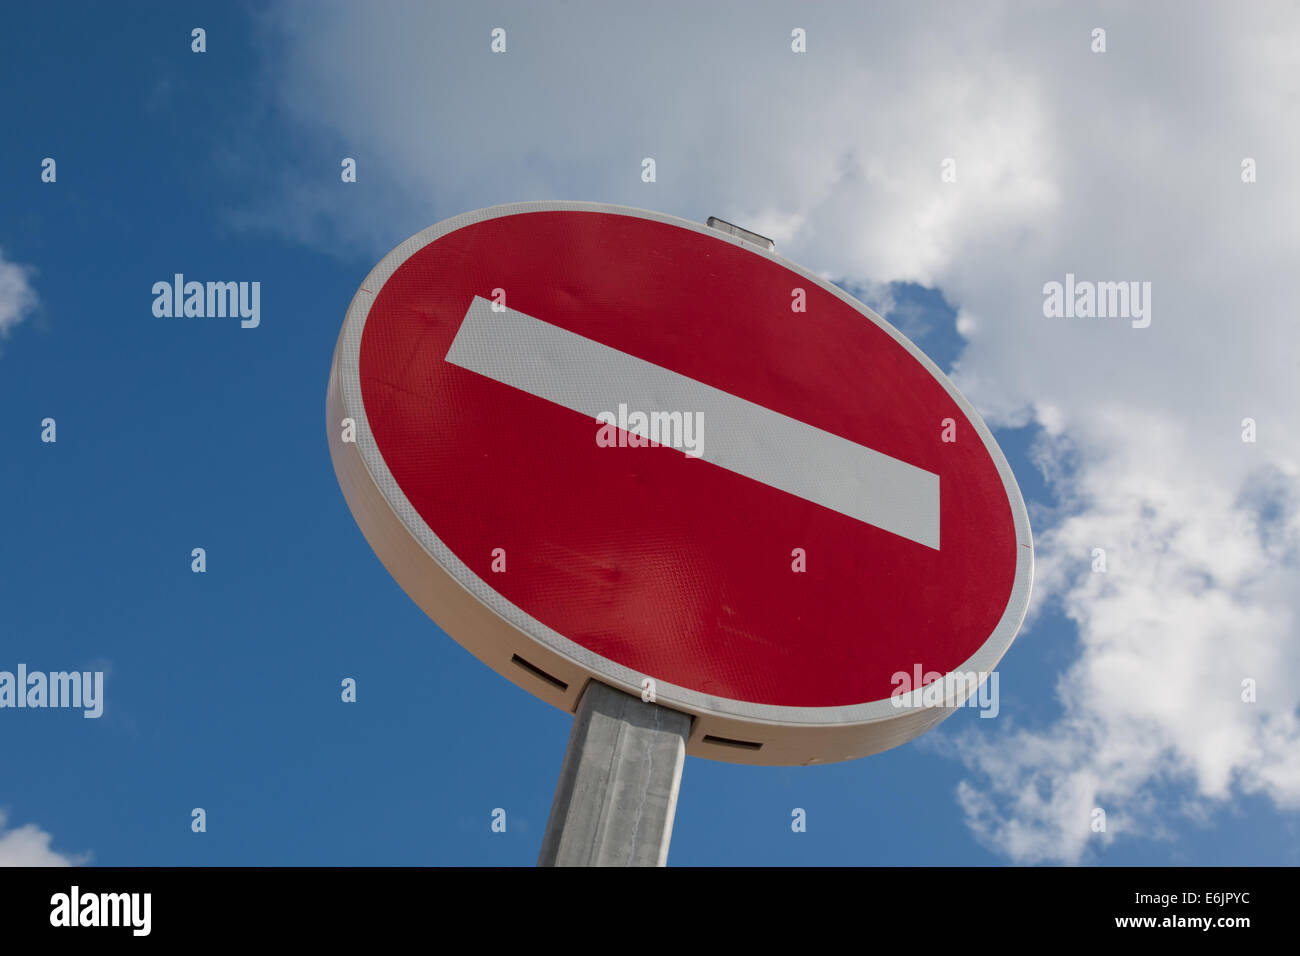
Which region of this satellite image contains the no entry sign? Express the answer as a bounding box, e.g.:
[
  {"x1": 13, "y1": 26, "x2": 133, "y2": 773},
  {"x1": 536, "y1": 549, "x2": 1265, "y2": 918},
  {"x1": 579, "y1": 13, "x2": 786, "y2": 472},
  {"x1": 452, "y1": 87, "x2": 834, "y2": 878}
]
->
[{"x1": 327, "y1": 202, "x2": 1032, "y2": 765}]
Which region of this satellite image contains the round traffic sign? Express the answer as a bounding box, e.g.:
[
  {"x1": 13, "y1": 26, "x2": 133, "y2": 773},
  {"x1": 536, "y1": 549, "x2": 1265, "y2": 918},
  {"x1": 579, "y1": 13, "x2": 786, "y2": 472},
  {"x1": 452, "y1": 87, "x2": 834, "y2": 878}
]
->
[{"x1": 327, "y1": 202, "x2": 1032, "y2": 765}]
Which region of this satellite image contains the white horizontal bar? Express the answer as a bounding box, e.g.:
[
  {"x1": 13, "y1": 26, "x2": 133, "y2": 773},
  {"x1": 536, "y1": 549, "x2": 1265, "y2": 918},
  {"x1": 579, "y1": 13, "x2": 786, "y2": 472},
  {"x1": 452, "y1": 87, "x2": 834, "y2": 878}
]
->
[{"x1": 445, "y1": 296, "x2": 939, "y2": 548}]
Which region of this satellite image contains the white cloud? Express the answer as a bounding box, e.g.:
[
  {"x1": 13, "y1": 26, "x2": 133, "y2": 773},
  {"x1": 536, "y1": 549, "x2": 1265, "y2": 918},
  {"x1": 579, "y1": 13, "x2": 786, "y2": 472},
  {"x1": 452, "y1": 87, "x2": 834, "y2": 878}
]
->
[
  {"x1": 254, "y1": 0, "x2": 1300, "y2": 862},
  {"x1": 0, "y1": 250, "x2": 38, "y2": 341},
  {"x1": 0, "y1": 811, "x2": 86, "y2": 867}
]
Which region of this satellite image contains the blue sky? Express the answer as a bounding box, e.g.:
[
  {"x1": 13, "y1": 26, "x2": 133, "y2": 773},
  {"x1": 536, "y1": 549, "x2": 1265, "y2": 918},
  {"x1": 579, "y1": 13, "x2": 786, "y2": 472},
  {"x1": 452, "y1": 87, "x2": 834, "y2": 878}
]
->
[{"x1": 2, "y1": 2, "x2": 1298, "y2": 866}]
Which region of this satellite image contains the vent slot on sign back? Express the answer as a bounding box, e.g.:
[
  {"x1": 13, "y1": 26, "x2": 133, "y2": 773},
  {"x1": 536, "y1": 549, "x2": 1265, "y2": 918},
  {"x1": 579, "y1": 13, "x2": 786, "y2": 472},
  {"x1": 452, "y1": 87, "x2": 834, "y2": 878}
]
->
[
  {"x1": 511, "y1": 654, "x2": 568, "y2": 691},
  {"x1": 702, "y1": 734, "x2": 763, "y2": 751}
]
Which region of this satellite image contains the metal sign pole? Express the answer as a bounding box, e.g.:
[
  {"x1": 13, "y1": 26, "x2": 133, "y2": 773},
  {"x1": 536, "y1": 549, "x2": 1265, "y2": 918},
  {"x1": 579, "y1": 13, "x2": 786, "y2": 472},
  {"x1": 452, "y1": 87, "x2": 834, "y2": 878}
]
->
[{"x1": 538, "y1": 681, "x2": 692, "y2": 867}]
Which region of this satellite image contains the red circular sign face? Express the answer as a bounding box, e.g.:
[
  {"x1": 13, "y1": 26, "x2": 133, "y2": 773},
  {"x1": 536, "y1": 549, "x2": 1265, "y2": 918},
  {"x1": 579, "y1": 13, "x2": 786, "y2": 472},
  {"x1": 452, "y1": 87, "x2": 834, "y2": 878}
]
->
[{"x1": 328, "y1": 202, "x2": 1032, "y2": 765}]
